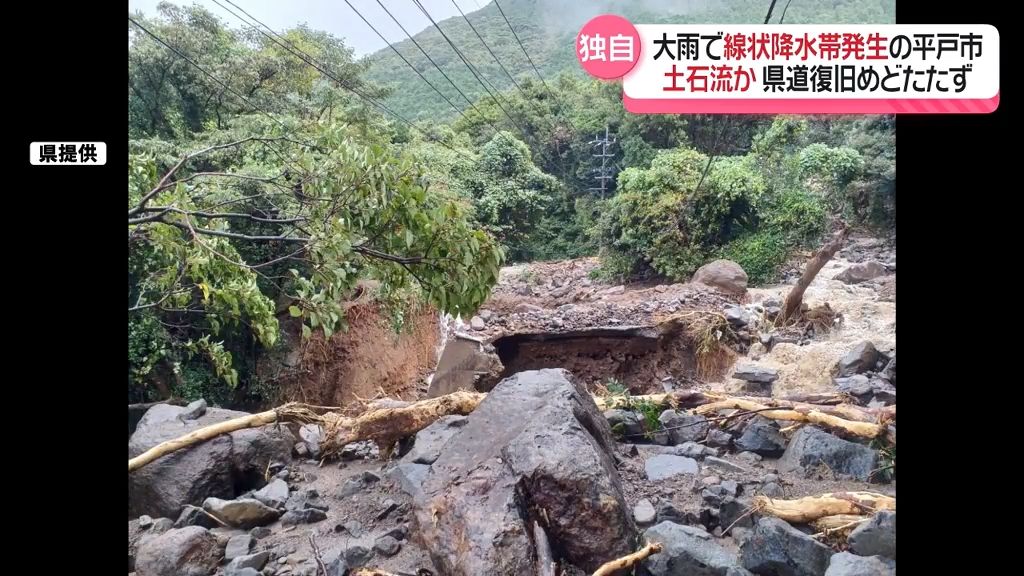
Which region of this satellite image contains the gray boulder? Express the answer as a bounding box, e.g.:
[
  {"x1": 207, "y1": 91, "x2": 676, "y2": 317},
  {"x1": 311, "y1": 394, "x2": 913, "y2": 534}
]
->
[
  {"x1": 404, "y1": 415, "x2": 468, "y2": 465},
  {"x1": 202, "y1": 498, "x2": 281, "y2": 529},
  {"x1": 225, "y1": 551, "x2": 269, "y2": 576},
  {"x1": 734, "y1": 417, "x2": 787, "y2": 457},
  {"x1": 740, "y1": 517, "x2": 832, "y2": 576},
  {"x1": 605, "y1": 409, "x2": 646, "y2": 438},
  {"x1": 835, "y1": 261, "x2": 886, "y2": 284},
  {"x1": 733, "y1": 363, "x2": 779, "y2": 384},
  {"x1": 825, "y1": 552, "x2": 895, "y2": 576},
  {"x1": 224, "y1": 534, "x2": 253, "y2": 560},
  {"x1": 387, "y1": 463, "x2": 430, "y2": 498},
  {"x1": 725, "y1": 306, "x2": 752, "y2": 328},
  {"x1": 251, "y1": 478, "x2": 289, "y2": 510},
  {"x1": 693, "y1": 260, "x2": 748, "y2": 295},
  {"x1": 135, "y1": 526, "x2": 221, "y2": 576},
  {"x1": 645, "y1": 521, "x2": 748, "y2": 575},
  {"x1": 779, "y1": 427, "x2": 879, "y2": 482},
  {"x1": 836, "y1": 341, "x2": 880, "y2": 377},
  {"x1": 414, "y1": 369, "x2": 636, "y2": 575},
  {"x1": 659, "y1": 410, "x2": 709, "y2": 444},
  {"x1": 848, "y1": 511, "x2": 895, "y2": 559},
  {"x1": 129, "y1": 404, "x2": 292, "y2": 518}
]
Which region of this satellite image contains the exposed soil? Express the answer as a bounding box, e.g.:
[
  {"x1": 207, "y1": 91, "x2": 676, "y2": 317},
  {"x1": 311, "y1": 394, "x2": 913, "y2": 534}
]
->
[
  {"x1": 262, "y1": 302, "x2": 442, "y2": 409},
  {"x1": 492, "y1": 327, "x2": 700, "y2": 394}
]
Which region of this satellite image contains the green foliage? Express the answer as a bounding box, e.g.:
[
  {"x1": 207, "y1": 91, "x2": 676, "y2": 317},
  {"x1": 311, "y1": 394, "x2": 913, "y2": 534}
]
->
[
  {"x1": 595, "y1": 147, "x2": 770, "y2": 281},
  {"x1": 129, "y1": 7, "x2": 504, "y2": 405},
  {"x1": 410, "y1": 130, "x2": 558, "y2": 262},
  {"x1": 602, "y1": 379, "x2": 662, "y2": 439},
  {"x1": 718, "y1": 230, "x2": 789, "y2": 285}
]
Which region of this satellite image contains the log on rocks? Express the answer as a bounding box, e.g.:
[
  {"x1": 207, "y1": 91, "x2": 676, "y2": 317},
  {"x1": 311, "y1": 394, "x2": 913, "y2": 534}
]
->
[
  {"x1": 694, "y1": 398, "x2": 887, "y2": 439},
  {"x1": 129, "y1": 392, "x2": 484, "y2": 473},
  {"x1": 754, "y1": 492, "x2": 895, "y2": 524},
  {"x1": 321, "y1": 390, "x2": 485, "y2": 459},
  {"x1": 591, "y1": 542, "x2": 663, "y2": 576},
  {"x1": 595, "y1": 391, "x2": 891, "y2": 424},
  {"x1": 781, "y1": 224, "x2": 849, "y2": 322},
  {"x1": 128, "y1": 404, "x2": 318, "y2": 473}
]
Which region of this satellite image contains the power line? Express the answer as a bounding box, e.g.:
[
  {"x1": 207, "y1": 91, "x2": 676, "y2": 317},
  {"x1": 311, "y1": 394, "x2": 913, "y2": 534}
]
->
[
  {"x1": 342, "y1": 0, "x2": 471, "y2": 123},
  {"x1": 411, "y1": 0, "x2": 529, "y2": 136},
  {"x1": 449, "y1": 0, "x2": 544, "y2": 117},
  {"x1": 214, "y1": 0, "x2": 455, "y2": 150},
  {"x1": 492, "y1": 0, "x2": 560, "y2": 106},
  {"x1": 372, "y1": 0, "x2": 490, "y2": 123}
]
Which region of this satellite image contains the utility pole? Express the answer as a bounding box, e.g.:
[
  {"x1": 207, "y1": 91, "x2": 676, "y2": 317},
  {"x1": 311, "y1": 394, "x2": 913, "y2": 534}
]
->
[{"x1": 588, "y1": 125, "x2": 616, "y2": 198}]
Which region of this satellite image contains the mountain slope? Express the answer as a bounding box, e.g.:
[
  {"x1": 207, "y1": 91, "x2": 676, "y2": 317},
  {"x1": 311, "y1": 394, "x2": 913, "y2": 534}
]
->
[{"x1": 364, "y1": 0, "x2": 896, "y2": 120}]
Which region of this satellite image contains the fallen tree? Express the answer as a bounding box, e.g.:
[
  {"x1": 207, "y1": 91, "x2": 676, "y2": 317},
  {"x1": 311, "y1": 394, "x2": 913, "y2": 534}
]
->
[
  {"x1": 595, "y1": 390, "x2": 894, "y2": 425},
  {"x1": 130, "y1": 388, "x2": 892, "y2": 472},
  {"x1": 754, "y1": 492, "x2": 895, "y2": 523},
  {"x1": 128, "y1": 391, "x2": 484, "y2": 473},
  {"x1": 780, "y1": 224, "x2": 849, "y2": 322},
  {"x1": 693, "y1": 397, "x2": 888, "y2": 439}
]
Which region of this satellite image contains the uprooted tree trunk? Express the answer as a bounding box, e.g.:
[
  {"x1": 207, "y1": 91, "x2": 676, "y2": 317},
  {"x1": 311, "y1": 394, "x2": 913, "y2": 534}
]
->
[
  {"x1": 319, "y1": 391, "x2": 485, "y2": 459},
  {"x1": 754, "y1": 492, "x2": 895, "y2": 523},
  {"x1": 130, "y1": 388, "x2": 890, "y2": 473},
  {"x1": 780, "y1": 224, "x2": 850, "y2": 323},
  {"x1": 128, "y1": 391, "x2": 484, "y2": 473}
]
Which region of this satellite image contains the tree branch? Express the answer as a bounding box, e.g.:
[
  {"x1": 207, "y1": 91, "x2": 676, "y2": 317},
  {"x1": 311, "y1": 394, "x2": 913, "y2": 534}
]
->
[{"x1": 128, "y1": 137, "x2": 293, "y2": 217}]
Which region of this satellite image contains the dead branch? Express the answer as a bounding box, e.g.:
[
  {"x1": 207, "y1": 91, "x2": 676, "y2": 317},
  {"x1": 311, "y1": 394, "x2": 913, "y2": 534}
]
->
[
  {"x1": 591, "y1": 542, "x2": 663, "y2": 576},
  {"x1": 781, "y1": 224, "x2": 849, "y2": 322},
  {"x1": 754, "y1": 492, "x2": 895, "y2": 524}
]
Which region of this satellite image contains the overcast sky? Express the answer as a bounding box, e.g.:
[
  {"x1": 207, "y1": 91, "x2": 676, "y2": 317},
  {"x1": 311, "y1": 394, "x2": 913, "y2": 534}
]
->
[{"x1": 127, "y1": 0, "x2": 492, "y2": 57}]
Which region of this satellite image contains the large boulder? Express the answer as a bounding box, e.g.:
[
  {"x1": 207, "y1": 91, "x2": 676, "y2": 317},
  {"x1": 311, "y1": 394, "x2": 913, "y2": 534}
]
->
[
  {"x1": 779, "y1": 427, "x2": 879, "y2": 482},
  {"x1": 129, "y1": 404, "x2": 293, "y2": 518},
  {"x1": 692, "y1": 260, "x2": 748, "y2": 296},
  {"x1": 732, "y1": 363, "x2": 779, "y2": 385},
  {"x1": 414, "y1": 369, "x2": 637, "y2": 575},
  {"x1": 836, "y1": 341, "x2": 880, "y2": 377},
  {"x1": 740, "y1": 517, "x2": 832, "y2": 576},
  {"x1": 644, "y1": 521, "x2": 749, "y2": 576},
  {"x1": 135, "y1": 526, "x2": 221, "y2": 576},
  {"x1": 404, "y1": 415, "x2": 468, "y2": 465},
  {"x1": 835, "y1": 261, "x2": 886, "y2": 284}
]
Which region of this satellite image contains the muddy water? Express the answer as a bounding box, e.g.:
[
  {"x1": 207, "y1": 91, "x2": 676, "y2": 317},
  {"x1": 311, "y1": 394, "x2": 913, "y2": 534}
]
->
[{"x1": 745, "y1": 250, "x2": 896, "y2": 397}]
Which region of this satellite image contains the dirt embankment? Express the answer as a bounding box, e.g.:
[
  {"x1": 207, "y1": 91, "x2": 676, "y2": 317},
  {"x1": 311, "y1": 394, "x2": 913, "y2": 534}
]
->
[{"x1": 259, "y1": 302, "x2": 441, "y2": 409}]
